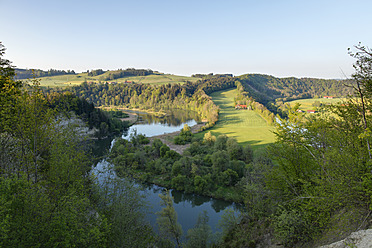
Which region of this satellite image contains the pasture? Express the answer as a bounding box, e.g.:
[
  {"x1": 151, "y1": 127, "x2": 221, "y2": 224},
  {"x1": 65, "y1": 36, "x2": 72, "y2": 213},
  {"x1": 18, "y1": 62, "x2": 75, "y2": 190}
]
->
[
  {"x1": 26, "y1": 71, "x2": 200, "y2": 88},
  {"x1": 285, "y1": 97, "x2": 345, "y2": 111},
  {"x1": 202, "y1": 88, "x2": 275, "y2": 150}
]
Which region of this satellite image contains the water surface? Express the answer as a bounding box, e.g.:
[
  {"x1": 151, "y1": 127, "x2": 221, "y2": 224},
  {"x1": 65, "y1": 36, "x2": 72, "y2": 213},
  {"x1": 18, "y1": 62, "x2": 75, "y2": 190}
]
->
[{"x1": 92, "y1": 110, "x2": 240, "y2": 235}]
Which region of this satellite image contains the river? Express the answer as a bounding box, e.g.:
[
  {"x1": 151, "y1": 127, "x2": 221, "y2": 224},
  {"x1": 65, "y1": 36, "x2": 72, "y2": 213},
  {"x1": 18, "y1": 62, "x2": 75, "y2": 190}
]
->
[{"x1": 92, "y1": 110, "x2": 240, "y2": 236}]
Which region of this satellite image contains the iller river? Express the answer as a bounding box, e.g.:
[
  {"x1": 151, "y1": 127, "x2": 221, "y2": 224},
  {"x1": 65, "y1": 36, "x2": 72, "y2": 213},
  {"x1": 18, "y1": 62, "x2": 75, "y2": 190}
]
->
[{"x1": 91, "y1": 109, "x2": 241, "y2": 237}]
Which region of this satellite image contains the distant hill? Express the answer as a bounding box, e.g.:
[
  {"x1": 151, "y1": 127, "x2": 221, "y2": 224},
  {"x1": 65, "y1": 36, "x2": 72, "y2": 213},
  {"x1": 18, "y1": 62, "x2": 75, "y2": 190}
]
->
[
  {"x1": 15, "y1": 68, "x2": 75, "y2": 80},
  {"x1": 237, "y1": 74, "x2": 353, "y2": 104},
  {"x1": 18, "y1": 67, "x2": 354, "y2": 104},
  {"x1": 18, "y1": 68, "x2": 201, "y2": 87}
]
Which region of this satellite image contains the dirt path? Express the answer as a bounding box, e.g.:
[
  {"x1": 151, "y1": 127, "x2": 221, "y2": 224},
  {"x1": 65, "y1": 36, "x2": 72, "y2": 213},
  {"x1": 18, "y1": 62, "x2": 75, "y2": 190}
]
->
[{"x1": 148, "y1": 122, "x2": 206, "y2": 154}]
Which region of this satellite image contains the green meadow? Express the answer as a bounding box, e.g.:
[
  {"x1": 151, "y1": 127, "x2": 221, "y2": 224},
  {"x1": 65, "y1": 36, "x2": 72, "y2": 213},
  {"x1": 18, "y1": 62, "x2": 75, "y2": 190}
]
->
[
  {"x1": 285, "y1": 97, "x2": 345, "y2": 111},
  {"x1": 201, "y1": 88, "x2": 275, "y2": 151},
  {"x1": 25, "y1": 71, "x2": 200, "y2": 88},
  {"x1": 110, "y1": 73, "x2": 200, "y2": 85}
]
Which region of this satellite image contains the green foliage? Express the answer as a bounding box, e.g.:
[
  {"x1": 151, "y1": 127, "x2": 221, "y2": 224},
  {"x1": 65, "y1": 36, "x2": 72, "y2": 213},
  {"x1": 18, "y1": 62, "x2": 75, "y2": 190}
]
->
[
  {"x1": 43, "y1": 75, "x2": 226, "y2": 128},
  {"x1": 274, "y1": 209, "x2": 311, "y2": 247},
  {"x1": 214, "y1": 134, "x2": 228, "y2": 150},
  {"x1": 47, "y1": 91, "x2": 128, "y2": 137},
  {"x1": 100, "y1": 68, "x2": 153, "y2": 81},
  {"x1": 237, "y1": 73, "x2": 353, "y2": 104},
  {"x1": 264, "y1": 97, "x2": 372, "y2": 244},
  {"x1": 234, "y1": 81, "x2": 276, "y2": 124},
  {"x1": 174, "y1": 123, "x2": 193, "y2": 145},
  {"x1": 185, "y1": 211, "x2": 212, "y2": 248},
  {"x1": 95, "y1": 166, "x2": 155, "y2": 248},
  {"x1": 87, "y1": 69, "x2": 106, "y2": 77},
  {"x1": 0, "y1": 84, "x2": 110, "y2": 246},
  {"x1": 109, "y1": 134, "x2": 250, "y2": 202},
  {"x1": 157, "y1": 190, "x2": 183, "y2": 247},
  {"x1": 219, "y1": 209, "x2": 240, "y2": 236},
  {"x1": 171, "y1": 174, "x2": 187, "y2": 191},
  {"x1": 107, "y1": 109, "x2": 129, "y2": 118},
  {"x1": 160, "y1": 144, "x2": 171, "y2": 157},
  {"x1": 14, "y1": 68, "x2": 75, "y2": 80},
  {"x1": 203, "y1": 131, "x2": 216, "y2": 145},
  {"x1": 0, "y1": 44, "x2": 156, "y2": 247}
]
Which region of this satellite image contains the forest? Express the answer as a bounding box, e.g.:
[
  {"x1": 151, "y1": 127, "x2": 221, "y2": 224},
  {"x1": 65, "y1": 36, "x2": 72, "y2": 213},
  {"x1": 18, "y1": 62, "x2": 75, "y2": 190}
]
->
[
  {"x1": 109, "y1": 127, "x2": 253, "y2": 202},
  {"x1": 99, "y1": 68, "x2": 154, "y2": 80},
  {"x1": 45, "y1": 91, "x2": 129, "y2": 138},
  {"x1": 14, "y1": 68, "x2": 76, "y2": 79},
  {"x1": 2, "y1": 39, "x2": 372, "y2": 248},
  {"x1": 237, "y1": 73, "x2": 353, "y2": 104},
  {"x1": 43, "y1": 75, "x2": 237, "y2": 130}
]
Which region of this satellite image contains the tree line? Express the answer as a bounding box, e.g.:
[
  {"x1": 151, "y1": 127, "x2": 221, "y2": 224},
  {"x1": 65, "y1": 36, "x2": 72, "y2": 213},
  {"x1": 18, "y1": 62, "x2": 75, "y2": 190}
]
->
[
  {"x1": 234, "y1": 81, "x2": 276, "y2": 124},
  {"x1": 99, "y1": 68, "x2": 154, "y2": 80},
  {"x1": 45, "y1": 91, "x2": 129, "y2": 138},
  {"x1": 14, "y1": 68, "x2": 75, "y2": 79},
  {"x1": 238, "y1": 73, "x2": 354, "y2": 104},
  {"x1": 43, "y1": 76, "x2": 238, "y2": 130},
  {"x1": 87, "y1": 68, "x2": 106, "y2": 76}
]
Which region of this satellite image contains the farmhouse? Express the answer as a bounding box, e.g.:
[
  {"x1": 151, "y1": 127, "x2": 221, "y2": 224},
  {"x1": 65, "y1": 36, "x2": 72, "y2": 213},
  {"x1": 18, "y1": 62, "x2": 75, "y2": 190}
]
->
[
  {"x1": 323, "y1": 96, "x2": 334, "y2": 99},
  {"x1": 307, "y1": 110, "x2": 316, "y2": 113},
  {"x1": 235, "y1": 104, "x2": 247, "y2": 110}
]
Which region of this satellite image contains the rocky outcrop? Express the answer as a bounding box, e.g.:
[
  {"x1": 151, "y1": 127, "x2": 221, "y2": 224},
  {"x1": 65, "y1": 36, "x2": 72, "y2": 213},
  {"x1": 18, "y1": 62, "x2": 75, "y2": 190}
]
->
[{"x1": 319, "y1": 229, "x2": 372, "y2": 248}]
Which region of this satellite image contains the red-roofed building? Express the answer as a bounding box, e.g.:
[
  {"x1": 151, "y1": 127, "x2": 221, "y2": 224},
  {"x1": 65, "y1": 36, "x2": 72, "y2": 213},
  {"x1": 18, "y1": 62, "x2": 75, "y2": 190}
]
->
[{"x1": 235, "y1": 104, "x2": 247, "y2": 109}]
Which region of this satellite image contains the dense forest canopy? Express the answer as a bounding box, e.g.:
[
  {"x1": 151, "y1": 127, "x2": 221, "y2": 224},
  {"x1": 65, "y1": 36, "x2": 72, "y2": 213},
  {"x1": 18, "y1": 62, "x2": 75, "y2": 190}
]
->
[
  {"x1": 237, "y1": 74, "x2": 353, "y2": 104},
  {"x1": 109, "y1": 131, "x2": 254, "y2": 202}
]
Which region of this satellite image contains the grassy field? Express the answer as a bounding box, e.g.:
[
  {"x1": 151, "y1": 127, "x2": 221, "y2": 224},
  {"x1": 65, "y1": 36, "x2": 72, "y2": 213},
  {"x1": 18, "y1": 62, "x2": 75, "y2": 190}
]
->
[
  {"x1": 199, "y1": 88, "x2": 275, "y2": 151},
  {"x1": 285, "y1": 97, "x2": 345, "y2": 111},
  {"x1": 110, "y1": 73, "x2": 200, "y2": 85},
  {"x1": 24, "y1": 71, "x2": 200, "y2": 88}
]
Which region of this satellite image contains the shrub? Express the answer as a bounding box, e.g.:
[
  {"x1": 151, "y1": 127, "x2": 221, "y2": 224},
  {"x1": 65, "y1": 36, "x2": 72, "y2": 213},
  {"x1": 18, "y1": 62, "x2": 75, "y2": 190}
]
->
[{"x1": 274, "y1": 209, "x2": 311, "y2": 247}]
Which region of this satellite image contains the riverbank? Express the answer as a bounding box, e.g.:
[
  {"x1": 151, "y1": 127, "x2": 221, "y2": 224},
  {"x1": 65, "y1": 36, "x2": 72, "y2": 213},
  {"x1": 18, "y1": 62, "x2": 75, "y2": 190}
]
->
[
  {"x1": 118, "y1": 112, "x2": 138, "y2": 125},
  {"x1": 99, "y1": 106, "x2": 167, "y2": 118},
  {"x1": 148, "y1": 122, "x2": 207, "y2": 154}
]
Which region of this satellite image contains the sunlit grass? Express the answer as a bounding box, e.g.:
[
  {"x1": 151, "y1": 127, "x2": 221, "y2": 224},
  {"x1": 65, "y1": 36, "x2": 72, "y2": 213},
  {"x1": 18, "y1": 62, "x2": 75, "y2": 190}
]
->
[
  {"x1": 285, "y1": 97, "x2": 346, "y2": 111},
  {"x1": 197, "y1": 88, "x2": 275, "y2": 150},
  {"x1": 27, "y1": 71, "x2": 200, "y2": 88}
]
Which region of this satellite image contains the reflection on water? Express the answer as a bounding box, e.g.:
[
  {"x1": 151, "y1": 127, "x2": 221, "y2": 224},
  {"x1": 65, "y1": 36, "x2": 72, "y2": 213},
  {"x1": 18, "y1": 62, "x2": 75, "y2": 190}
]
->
[
  {"x1": 127, "y1": 109, "x2": 201, "y2": 126},
  {"x1": 92, "y1": 109, "x2": 240, "y2": 235},
  {"x1": 138, "y1": 183, "x2": 239, "y2": 234},
  {"x1": 122, "y1": 109, "x2": 199, "y2": 139}
]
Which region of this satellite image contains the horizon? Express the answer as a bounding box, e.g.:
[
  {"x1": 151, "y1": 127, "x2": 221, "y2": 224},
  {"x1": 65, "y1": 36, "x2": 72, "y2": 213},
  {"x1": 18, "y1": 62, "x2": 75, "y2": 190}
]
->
[
  {"x1": 2, "y1": 0, "x2": 372, "y2": 79},
  {"x1": 12, "y1": 67, "x2": 350, "y2": 80}
]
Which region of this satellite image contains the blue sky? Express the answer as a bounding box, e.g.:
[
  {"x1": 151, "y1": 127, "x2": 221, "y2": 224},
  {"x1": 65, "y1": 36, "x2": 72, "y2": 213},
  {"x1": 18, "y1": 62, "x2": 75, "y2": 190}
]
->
[{"x1": 1, "y1": 0, "x2": 372, "y2": 78}]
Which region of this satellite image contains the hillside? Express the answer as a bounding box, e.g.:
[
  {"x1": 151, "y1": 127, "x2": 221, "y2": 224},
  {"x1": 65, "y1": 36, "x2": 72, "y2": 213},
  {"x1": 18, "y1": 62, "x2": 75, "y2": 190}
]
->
[
  {"x1": 237, "y1": 74, "x2": 353, "y2": 104},
  {"x1": 17, "y1": 68, "x2": 200, "y2": 87},
  {"x1": 17, "y1": 68, "x2": 354, "y2": 104},
  {"x1": 205, "y1": 88, "x2": 275, "y2": 150}
]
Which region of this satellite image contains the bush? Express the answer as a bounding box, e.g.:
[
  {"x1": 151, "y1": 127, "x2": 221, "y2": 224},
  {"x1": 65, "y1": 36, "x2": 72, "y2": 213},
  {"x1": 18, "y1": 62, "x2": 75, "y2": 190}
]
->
[
  {"x1": 174, "y1": 124, "x2": 193, "y2": 145},
  {"x1": 274, "y1": 209, "x2": 311, "y2": 247}
]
